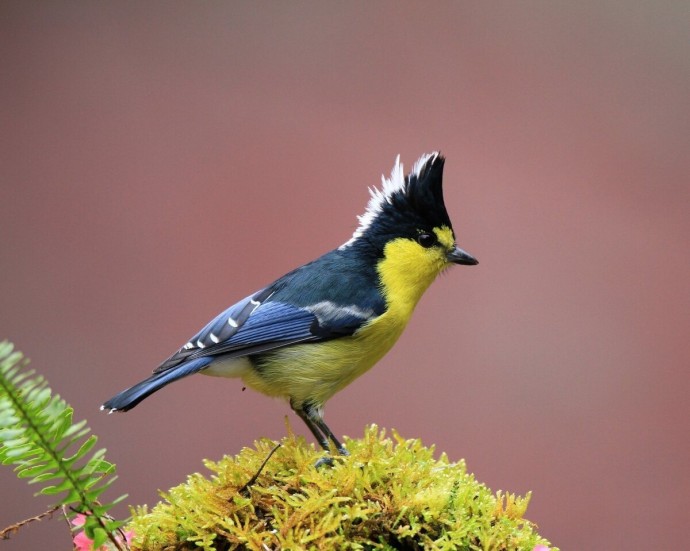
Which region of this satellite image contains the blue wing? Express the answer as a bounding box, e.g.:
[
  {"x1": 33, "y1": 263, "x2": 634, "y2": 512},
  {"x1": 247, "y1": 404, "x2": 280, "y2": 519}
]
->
[
  {"x1": 103, "y1": 249, "x2": 387, "y2": 412},
  {"x1": 155, "y1": 285, "x2": 379, "y2": 373}
]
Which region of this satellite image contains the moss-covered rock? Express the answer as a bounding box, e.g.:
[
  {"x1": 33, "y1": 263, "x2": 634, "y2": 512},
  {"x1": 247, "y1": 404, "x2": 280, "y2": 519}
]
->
[{"x1": 129, "y1": 425, "x2": 556, "y2": 550}]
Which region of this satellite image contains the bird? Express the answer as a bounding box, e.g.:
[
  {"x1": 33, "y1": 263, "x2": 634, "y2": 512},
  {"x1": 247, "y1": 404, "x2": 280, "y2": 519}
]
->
[{"x1": 102, "y1": 152, "x2": 477, "y2": 460}]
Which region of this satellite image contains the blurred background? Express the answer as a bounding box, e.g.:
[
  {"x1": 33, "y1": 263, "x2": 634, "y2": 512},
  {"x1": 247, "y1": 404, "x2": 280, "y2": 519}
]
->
[{"x1": 1, "y1": 2, "x2": 688, "y2": 549}]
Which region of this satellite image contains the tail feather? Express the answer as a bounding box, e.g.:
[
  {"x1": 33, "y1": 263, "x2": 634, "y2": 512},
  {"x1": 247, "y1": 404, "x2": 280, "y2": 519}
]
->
[{"x1": 101, "y1": 357, "x2": 212, "y2": 412}]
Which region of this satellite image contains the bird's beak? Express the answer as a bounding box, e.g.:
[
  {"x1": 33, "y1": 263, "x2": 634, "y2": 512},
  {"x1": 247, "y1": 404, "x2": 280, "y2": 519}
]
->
[{"x1": 447, "y1": 246, "x2": 478, "y2": 266}]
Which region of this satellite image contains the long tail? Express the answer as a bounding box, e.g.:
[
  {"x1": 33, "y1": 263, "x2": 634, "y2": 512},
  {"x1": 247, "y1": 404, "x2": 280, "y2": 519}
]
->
[{"x1": 101, "y1": 357, "x2": 212, "y2": 412}]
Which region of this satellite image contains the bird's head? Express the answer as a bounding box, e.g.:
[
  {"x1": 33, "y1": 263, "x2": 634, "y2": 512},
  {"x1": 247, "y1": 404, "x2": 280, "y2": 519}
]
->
[{"x1": 340, "y1": 152, "x2": 477, "y2": 309}]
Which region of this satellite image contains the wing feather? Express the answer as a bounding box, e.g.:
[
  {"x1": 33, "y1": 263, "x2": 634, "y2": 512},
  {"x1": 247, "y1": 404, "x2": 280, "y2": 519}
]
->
[
  {"x1": 155, "y1": 287, "x2": 379, "y2": 374},
  {"x1": 155, "y1": 287, "x2": 272, "y2": 372}
]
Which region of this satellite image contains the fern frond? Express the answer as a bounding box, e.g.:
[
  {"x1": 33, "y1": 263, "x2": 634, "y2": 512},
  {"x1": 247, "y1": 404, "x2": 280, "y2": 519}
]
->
[{"x1": 0, "y1": 341, "x2": 128, "y2": 550}]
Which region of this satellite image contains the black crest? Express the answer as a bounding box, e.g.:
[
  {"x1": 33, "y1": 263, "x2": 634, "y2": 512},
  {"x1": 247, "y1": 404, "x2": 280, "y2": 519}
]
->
[{"x1": 340, "y1": 152, "x2": 453, "y2": 249}]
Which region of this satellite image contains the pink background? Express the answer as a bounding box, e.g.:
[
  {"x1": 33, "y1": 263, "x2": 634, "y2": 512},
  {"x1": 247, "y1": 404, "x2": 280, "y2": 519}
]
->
[{"x1": 1, "y1": 3, "x2": 688, "y2": 549}]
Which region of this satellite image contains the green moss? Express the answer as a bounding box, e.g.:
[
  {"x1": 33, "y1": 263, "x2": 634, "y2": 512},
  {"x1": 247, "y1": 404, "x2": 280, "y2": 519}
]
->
[{"x1": 128, "y1": 425, "x2": 556, "y2": 550}]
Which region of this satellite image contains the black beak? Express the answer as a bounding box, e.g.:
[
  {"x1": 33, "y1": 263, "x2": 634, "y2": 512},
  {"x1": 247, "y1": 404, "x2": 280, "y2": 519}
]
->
[{"x1": 447, "y1": 246, "x2": 478, "y2": 266}]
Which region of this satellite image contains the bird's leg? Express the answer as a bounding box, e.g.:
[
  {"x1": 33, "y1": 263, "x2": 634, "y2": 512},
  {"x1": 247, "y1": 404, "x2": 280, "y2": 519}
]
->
[
  {"x1": 291, "y1": 401, "x2": 349, "y2": 459},
  {"x1": 293, "y1": 404, "x2": 330, "y2": 451},
  {"x1": 313, "y1": 416, "x2": 348, "y2": 456}
]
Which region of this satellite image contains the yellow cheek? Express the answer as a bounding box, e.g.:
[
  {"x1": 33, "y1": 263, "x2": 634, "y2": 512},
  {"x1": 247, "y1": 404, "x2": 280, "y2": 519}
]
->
[{"x1": 377, "y1": 231, "x2": 451, "y2": 312}]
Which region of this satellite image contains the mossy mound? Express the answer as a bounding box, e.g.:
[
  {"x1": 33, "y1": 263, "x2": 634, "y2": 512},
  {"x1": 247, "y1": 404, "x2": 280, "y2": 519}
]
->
[{"x1": 128, "y1": 425, "x2": 556, "y2": 550}]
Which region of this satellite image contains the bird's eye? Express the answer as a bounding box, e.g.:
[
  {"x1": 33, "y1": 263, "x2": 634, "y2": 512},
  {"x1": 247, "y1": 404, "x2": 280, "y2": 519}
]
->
[{"x1": 417, "y1": 233, "x2": 436, "y2": 248}]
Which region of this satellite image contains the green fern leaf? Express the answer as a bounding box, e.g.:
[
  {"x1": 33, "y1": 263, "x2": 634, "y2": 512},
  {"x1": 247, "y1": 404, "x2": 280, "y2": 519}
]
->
[{"x1": 0, "y1": 340, "x2": 129, "y2": 549}]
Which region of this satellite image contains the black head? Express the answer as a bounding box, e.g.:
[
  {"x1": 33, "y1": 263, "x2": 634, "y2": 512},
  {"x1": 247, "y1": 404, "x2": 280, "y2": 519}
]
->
[{"x1": 341, "y1": 153, "x2": 455, "y2": 253}]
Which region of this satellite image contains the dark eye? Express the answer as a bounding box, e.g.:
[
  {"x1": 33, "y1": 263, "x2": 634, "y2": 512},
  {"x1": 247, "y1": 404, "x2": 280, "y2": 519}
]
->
[{"x1": 417, "y1": 233, "x2": 436, "y2": 248}]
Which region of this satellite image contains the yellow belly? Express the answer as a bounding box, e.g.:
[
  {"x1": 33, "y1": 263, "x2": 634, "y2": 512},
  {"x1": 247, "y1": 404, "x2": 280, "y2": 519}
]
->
[
  {"x1": 230, "y1": 229, "x2": 455, "y2": 407},
  {"x1": 240, "y1": 308, "x2": 409, "y2": 407}
]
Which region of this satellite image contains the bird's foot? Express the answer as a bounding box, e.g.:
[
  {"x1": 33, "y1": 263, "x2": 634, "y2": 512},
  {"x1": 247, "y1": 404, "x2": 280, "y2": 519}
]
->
[{"x1": 314, "y1": 447, "x2": 349, "y2": 469}]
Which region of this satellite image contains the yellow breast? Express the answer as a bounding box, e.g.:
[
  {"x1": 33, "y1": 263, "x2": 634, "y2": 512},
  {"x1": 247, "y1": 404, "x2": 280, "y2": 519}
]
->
[
  {"x1": 241, "y1": 228, "x2": 455, "y2": 407},
  {"x1": 321, "y1": 227, "x2": 455, "y2": 394}
]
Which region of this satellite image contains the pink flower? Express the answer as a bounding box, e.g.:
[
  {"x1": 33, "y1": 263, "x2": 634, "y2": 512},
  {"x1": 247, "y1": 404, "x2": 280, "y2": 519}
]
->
[
  {"x1": 73, "y1": 529, "x2": 95, "y2": 551},
  {"x1": 71, "y1": 514, "x2": 87, "y2": 528},
  {"x1": 533, "y1": 546, "x2": 550, "y2": 551},
  {"x1": 71, "y1": 513, "x2": 133, "y2": 550}
]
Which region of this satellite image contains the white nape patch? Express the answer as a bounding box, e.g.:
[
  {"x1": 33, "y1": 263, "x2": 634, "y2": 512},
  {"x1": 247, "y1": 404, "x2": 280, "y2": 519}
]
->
[
  {"x1": 339, "y1": 152, "x2": 439, "y2": 249},
  {"x1": 196, "y1": 339, "x2": 206, "y2": 349},
  {"x1": 228, "y1": 317, "x2": 239, "y2": 328},
  {"x1": 306, "y1": 300, "x2": 375, "y2": 324},
  {"x1": 209, "y1": 332, "x2": 220, "y2": 343}
]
